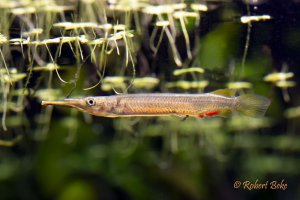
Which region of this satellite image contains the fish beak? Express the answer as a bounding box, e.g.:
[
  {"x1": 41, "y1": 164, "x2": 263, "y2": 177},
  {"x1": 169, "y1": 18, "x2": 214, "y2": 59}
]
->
[{"x1": 41, "y1": 99, "x2": 81, "y2": 108}]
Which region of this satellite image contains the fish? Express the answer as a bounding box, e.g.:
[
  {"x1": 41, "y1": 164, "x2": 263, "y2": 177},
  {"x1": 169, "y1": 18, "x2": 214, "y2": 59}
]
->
[{"x1": 41, "y1": 89, "x2": 271, "y2": 118}]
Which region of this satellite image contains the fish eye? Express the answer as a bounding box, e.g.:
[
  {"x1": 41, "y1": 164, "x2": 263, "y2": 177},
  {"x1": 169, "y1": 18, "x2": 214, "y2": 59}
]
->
[{"x1": 86, "y1": 97, "x2": 96, "y2": 106}]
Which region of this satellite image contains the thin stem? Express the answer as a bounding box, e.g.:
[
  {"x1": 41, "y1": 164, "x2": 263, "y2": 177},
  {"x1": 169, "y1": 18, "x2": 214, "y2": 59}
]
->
[{"x1": 241, "y1": 3, "x2": 252, "y2": 77}]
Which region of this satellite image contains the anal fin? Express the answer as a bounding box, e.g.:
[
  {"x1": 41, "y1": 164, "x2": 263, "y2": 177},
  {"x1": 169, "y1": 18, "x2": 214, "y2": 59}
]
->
[
  {"x1": 219, "y1": 109, "x2": 232, "y2": 118},
  {"x1": 198, "y1": 110, "x2": 221, "y2": 118}
]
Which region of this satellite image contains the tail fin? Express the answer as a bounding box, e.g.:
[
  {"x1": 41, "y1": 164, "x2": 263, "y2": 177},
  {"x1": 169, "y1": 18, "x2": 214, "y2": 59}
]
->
[{"x1": 236, "y1": 94, "x2": 271, "y2": 117}]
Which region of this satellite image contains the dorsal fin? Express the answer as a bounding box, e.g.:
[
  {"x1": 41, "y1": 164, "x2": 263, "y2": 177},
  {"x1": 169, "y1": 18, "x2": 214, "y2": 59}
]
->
[{"x1": 211, "y1": 89, "x2": 236, "y2": 97}]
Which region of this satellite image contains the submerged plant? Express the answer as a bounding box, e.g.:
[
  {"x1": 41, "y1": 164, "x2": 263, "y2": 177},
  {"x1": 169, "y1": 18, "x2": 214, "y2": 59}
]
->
[{"x1": 0, "y1": 0, "x2": 275, "y2": 135}]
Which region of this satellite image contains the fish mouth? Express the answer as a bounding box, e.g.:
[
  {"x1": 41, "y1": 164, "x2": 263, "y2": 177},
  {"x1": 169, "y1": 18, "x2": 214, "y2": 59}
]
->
[{"x1": 41, "y1": 99, "x2": 81, "y2": 108}]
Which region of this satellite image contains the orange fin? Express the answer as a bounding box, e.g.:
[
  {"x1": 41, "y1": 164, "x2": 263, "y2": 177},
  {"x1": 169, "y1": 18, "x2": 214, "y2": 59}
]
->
[
  {"x1": 206, "y1": 110, "x2": 220, "y2": 117},
  {"x1": 198, "y1": 110, "x2": 220, "y2": 118}
]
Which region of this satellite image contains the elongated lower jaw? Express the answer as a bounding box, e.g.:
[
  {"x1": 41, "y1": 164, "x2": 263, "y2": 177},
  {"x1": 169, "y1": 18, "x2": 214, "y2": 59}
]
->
[
  {"x1": 41, "y1": 100, "x2": 68, "y2": 106},
  {"x1": 41, "y1": 99, "x2": 79, "y2": 107}
]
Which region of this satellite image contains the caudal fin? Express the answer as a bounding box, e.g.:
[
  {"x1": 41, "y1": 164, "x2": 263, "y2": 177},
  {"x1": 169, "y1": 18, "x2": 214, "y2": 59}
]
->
[{"x1": 236, "y1": 94, "x2": 271, "y2": 117}]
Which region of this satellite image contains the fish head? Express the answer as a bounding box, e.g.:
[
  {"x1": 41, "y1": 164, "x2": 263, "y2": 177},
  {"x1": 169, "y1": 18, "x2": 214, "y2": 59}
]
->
[{"x1": 41, "y1": 96, "x2": 111, "y2": 116}]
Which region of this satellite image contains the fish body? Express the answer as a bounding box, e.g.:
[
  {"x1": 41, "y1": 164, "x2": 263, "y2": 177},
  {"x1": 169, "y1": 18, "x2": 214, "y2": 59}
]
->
[
  {"x1": 102, "y1": 93, "x2": 235, "y2": 117},
  {"x1": 41, "y1": 89, "x2": 271, "y2": 118}
]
